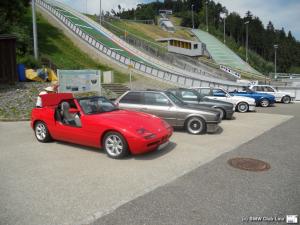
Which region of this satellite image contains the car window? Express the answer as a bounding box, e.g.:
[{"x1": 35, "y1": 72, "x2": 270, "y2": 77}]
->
[
  {"x1": 181, "y1": 90, "x2": 198, "y2": 99},
  {"x1": 264, "y1": 86, "x2": 274, "y2": 92},
  {"x1": 78, "y1": 97, "x2": 117, "y2": 114},
  {"x1": 144, "y1": 92, "x2": 170, "y2": 106},
  {"x1": 199, "y1": 88, "x2": 211, "y2": 96},
  {"x1": 119, "y1": 92, "x2": 143, "y2": 104},
  {"x1": 212, "y1": 89, "x2": 226, "y2": 96},
  {"x1": 255, "y1": 86, "x2": 264, "y2": 91}
]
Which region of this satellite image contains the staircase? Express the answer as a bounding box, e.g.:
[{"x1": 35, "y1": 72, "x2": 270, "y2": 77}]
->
[{"x1": 102, "y1": 83, "x2": 130, "y2": 96}]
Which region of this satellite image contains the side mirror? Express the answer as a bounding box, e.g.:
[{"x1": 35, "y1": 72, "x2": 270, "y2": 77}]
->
[{"x1": 69, "y1": 108, "x2": 80, "y2": 114}]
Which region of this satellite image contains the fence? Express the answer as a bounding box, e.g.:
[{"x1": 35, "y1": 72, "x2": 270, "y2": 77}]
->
[{"x1": 37, "y1": 0, "x2": 244, "y2": 90}]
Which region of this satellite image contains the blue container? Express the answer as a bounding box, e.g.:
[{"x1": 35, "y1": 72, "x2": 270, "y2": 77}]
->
[{"x1": 17, "y1": 64, "x2": 26, "y2": 81}]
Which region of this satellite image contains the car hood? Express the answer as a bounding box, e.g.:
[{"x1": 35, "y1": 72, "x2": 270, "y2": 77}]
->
[
  {"x1": 181, "y1": 103, "x2": 221, "y2": 115},
  {"x1": 200, "y1": 98, "x2": 234, "y2": 108},
  {"x1": 87, "y1": 110, "x2": 166, "y2": 132}
]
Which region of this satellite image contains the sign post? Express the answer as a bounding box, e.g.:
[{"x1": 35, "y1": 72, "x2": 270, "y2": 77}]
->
[{"x1": 128, "y1": 63, "x2": 134, "y2": 90}]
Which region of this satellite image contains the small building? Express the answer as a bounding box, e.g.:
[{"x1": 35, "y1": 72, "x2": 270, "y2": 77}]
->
[
  {"x1": 159, "y1": 18, "x2": 175, "y2": 32},
  {"x1": 158, "y1": 10, "x2": 173, "y2": 15},
  {"x1": 0, "y1": 35, "x2": 17, "y2": 84},
  {"x1": 157, "y1": 38, "x2": 206, "y2": 57}
]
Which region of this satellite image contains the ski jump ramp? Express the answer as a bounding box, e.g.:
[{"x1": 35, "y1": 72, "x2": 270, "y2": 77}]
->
[{"x1": 36, "y1": 0, "x2": 245, "y2": 89}]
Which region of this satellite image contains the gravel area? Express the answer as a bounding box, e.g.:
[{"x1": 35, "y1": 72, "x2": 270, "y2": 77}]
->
[{"x1": 0, "y1": 82, "x2": 117, "y2": 121}]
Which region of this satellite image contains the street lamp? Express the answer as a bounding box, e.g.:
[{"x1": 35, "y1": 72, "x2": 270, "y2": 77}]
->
[
  {"x1": 244, "y1": 21, "x2": 249, "y2": 62},
  {"x1": 205, "y1": 1, "x2": 208, "y2": 32},
  {"x1": 99, "y1": 0, "x2": 102, "y2": 24},
  {"x1": 191, "y1": 4, "x2": 194, "y2": 29},
  {"x1": 32, "y1": 0, "x2": 38, "y2": 60},
  {"x1": 220, "y1": 13, "x2": 227, "y2": 44},
  {"x1": 274, "y1": 44, "x2": 278, "y2": 79}
]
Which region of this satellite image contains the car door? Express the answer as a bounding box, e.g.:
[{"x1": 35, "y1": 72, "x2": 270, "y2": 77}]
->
[
  {"x1": 262, "y1": 86, "x2": 278, "y2": 98},
  {"x1": 142, "y1": 92, "x2": 178, "y2": 126}
]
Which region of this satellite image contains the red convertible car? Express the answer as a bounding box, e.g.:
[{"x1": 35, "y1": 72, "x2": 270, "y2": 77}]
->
[{"x1": 31, "y1": 93, "x2": 173, "y2": 159}]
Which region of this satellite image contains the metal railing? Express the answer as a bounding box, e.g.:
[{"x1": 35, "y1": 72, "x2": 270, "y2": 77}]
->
[{"x1": 36, "y1": 0, "x2": 244, "y2": 90}]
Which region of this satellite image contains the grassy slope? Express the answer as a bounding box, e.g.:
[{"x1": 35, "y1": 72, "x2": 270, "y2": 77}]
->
[
  {"x1": 24, "y1": 9, "x2": 130, "y2": 83},
  {"x1": 89, "y1": 15, "x2": 193, "y2": 46}
]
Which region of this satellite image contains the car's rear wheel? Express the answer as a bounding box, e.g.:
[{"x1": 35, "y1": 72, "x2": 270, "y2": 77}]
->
[
  {"x1": 186, "y1": 117, "x2": 206, "y2": 135},
  {"x1": 215, "y1": 107, "x2": 225, "y2": 119},
  {"x1": 103, "y1": 132, "x2": 129, "y2": 159},
  {"x1": 34, "y1": 121, "x2": 52, "y2": 142},
  {"x1": 281, "y1": 95, "x2": 291, "y2": 104},
  {"x1": 260, "y1": 99, "x2": 270, "y2": 107},
  {"x1": 236, "y1": 102, "x2": 249, "y2": 113}
]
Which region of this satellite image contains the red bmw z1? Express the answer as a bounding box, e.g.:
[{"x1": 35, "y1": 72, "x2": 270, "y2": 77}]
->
[{"x1": 31, "y1": 93, "x2": 173, "y2": 159}]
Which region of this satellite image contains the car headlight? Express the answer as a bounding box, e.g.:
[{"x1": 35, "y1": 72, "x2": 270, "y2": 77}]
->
[{"x1": 136, "y1": 128, "x2": 156, "y2": 139}]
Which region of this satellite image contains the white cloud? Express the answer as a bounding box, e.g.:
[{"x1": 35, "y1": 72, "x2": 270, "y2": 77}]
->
[{"x1": 216, "y1": 0, "x2": 300, "y2": 40}]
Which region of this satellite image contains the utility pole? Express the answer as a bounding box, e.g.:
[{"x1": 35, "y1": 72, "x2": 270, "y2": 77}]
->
[
  {"x1": 99, "y1": 0, "x2": 102, "y2": 24},
  {"x1": 32, "y1": 0, "x2": 38, "y2": 60},
  {"x1": 85, "y1": 0, "x2": 87, "y2": 14},
  {"x1": 245, "y1": 21, "x2": 249, "y2": 62},
  {"x1": 205, "y1": 1, "x2": 208, "y2": 32},
  {"x1": 191, "y1": 4, "x2": 194, "y2": 29},
  {"x1": 274, "y1": 44, "x2": 278, "y2": 79},
  {"x1": 220, "y1": 13, "x2": 226, "y2": 44}
]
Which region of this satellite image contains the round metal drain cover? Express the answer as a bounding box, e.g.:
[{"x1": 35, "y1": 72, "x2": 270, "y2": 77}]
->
[{"x1": 228, "y1": 158, "x2": 270, "y2": 172}]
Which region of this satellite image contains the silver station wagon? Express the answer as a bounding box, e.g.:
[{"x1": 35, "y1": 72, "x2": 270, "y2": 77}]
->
[{"x1": 115, "y1": 90, "x2": 222, "y2": 134}]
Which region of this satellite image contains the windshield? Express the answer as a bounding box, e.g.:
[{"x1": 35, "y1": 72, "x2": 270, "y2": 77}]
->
[
  {"x1": 78, "y1": 97, "x2": 118, "y2": 114},
  {"x1": 165, "y1": 91, "x2": 186, "y2": 106}
]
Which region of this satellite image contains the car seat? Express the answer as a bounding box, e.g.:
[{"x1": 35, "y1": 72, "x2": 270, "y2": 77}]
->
[{"x1": 61, "y1": 102, "x2": 81, "y2": 127}]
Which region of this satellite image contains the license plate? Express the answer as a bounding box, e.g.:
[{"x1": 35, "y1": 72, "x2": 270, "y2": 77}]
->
[{"x1": 158, "y1": 141, "x2": 170, "y2": 151}]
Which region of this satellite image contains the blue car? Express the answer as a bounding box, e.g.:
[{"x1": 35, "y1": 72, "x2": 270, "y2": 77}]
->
[{"x1": 230, "y1": 87, "x2": 275, "y2": 107}]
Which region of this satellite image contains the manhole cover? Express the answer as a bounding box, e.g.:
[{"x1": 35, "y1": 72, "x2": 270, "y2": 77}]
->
[{"x1": 228, "y1": 158, "x2": 270, "y2": 172}]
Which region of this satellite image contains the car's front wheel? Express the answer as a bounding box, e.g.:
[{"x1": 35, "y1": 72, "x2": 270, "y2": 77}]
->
[
  {"x1": 103, "y1": 132, "x2": 129, "y2": 159},
  {"x1": 186, "y1": 117, "x2": 206, "y2": 135},
  {"x1": 281, "y1": 95, "x2": 291, "y2": 104},
  {"x1": 236, "y1": 102, "x2": 249, "y2": 113},
  {"x1": 260, "y1": 99, "x2": 270, "y2": 107},
  {"x1": 34, "y1": 121, "x2": 52, "y2": 142}
]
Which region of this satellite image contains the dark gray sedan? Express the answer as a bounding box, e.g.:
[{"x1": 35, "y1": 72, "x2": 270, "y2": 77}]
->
[
  {"x1": 115, "y1": 90, "x2": 221, "y2": 134},
  {"x1": 167, "y1": 88, "x2": 235, "y2": 119}
]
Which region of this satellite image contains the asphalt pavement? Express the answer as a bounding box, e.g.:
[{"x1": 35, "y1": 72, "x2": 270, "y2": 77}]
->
[
  {"x1": 0, "y1": 104, "x2": 298, "y2": 225},
  {"x1": 91, "y1": 103, "x2": 300, "y2": 225}
]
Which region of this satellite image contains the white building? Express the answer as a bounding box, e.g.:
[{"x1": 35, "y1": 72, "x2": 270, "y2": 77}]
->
[{"x1": 157, "y1": 38, "x2": 206, "y2": 57}]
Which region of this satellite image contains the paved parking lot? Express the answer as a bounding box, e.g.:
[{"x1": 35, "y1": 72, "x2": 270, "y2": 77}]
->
[{"x1": 0, "y1": 107, "x2": 294, "y2": 225}]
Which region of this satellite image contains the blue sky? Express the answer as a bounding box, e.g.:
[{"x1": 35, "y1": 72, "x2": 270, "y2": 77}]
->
[{"x1": 61, "y1": 0, "x2": 300, "y2": 40}]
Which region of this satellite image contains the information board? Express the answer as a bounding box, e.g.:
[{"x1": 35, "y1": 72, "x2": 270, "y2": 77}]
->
[{"x1": 57, "y1": 70, "x2": 101, "y2": 94}]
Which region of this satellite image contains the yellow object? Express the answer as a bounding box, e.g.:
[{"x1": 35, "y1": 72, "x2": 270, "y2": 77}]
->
[
  {"x1": 25, "y1": 69, "x2": 44, "y2": 82},
  {"x1": 25, "y1": 68, "x2": 58, "y2": 82},
  {"x1": 48, "y1": 69, "x2": 58, "y2": 81}
]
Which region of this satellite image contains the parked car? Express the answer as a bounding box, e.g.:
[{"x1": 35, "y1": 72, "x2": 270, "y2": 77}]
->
[
  {"x1": 115, "y1": 90, "x2": 222, "y2": 134},
  {"x1": 249, "y1": 85, "x2": 295, "y2": 104},
  {"x1": 31, "y1": 93, "x2": 173, "y2": 159},
  {"x1": 167, "y1": 88, "x2": 235, "y2": 120},
  {"x1": 229, "y1": 87, "x2": 276, "y2": 107},
  {"x1": 192, "y1": 87, "x2": 256, "y2": 113}
]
